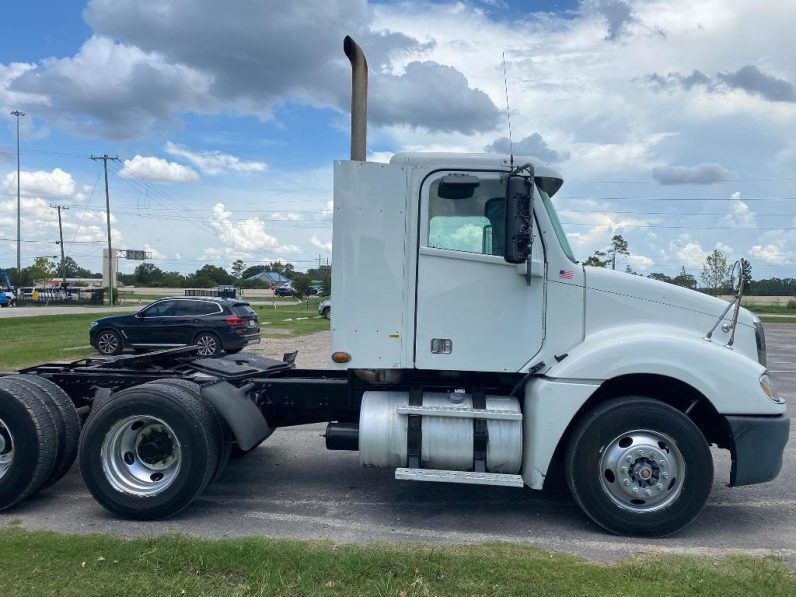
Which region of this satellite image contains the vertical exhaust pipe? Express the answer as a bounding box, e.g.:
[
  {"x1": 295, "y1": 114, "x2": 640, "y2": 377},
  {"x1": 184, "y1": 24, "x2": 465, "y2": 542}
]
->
[{"x1": 344, "y1": 35, "x2": 368, "y2": 161}]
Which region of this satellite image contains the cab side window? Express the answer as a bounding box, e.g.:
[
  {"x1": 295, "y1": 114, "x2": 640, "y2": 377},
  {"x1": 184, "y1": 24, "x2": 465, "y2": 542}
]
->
[{"x1": 427, "y1": 177, "x2": 506, "y2": 256}]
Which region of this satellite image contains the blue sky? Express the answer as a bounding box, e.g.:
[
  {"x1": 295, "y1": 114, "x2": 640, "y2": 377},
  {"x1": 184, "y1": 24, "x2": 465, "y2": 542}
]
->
[{"x1": 1, "y1": 0, "x2": 796, "y2": 279}]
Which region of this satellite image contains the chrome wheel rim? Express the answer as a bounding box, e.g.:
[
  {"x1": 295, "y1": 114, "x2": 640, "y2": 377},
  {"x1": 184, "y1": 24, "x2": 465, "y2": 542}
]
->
[
  {"x1": 0, "y1": 417, "x2": 13, "y2": 481},
  {"x1": 101, "y1": 416, "x2": 182, "y2": 496},
  {"x1": 599, "y1": 429, "x2": 685, "y2": 513},
  {"x1": 195, "y1": 335, "x2": 217, "y2": 356},
  {"x1": 97, "y1": 332, "x2": 119, "y2": 354}
]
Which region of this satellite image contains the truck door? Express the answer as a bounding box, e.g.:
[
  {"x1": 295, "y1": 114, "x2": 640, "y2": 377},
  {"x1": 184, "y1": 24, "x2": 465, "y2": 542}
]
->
[{"x1": 414, "y1": 171, "x2": 545, "y2": 372}]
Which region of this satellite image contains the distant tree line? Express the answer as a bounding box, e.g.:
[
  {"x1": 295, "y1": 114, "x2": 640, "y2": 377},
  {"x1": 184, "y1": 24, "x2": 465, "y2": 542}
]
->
[
  {"x1": 3, "y1": 257, "x2": 331, "y2": 297},
  {"x1": 2, "y1": 256, "x2": 101, "y2": 287},
  {"x1": 583, "y1": 236, "x2": 793, "y2": 296},
  {"x1": 117, "y1": 260, "x2": 332, "y2": 297}
]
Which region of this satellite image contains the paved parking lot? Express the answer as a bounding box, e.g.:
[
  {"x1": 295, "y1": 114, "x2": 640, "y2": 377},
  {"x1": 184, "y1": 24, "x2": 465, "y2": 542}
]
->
[{"x1": 1, "y1": 325, "x2": 793, "y2": 563}]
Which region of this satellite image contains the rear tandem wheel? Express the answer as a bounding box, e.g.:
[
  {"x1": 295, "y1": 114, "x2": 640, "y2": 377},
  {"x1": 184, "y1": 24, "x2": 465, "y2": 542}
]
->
[
  {"x1": 0, "y1": 378, "x2": 60, "y2": 511},
  {"x1": 78, "y1": 383, "x2": 221, "y2": 519}
]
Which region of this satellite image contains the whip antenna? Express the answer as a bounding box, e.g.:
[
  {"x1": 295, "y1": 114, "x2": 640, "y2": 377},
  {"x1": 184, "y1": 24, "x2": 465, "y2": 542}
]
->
[{"x1": 502, "y1": 51, "x2": 514, "y2": 167}]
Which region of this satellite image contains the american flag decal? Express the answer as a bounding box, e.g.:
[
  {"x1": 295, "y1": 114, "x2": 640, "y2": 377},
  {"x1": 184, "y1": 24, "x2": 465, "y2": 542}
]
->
[{"x1": 559, "y1": 269, "x2": 574, "y2": 280}]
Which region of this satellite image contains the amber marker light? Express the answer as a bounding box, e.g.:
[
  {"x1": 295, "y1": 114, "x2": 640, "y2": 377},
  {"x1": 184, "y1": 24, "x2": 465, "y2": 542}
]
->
[{"x1": 332, "y1": 352, "x2": 352, "y2": 363}]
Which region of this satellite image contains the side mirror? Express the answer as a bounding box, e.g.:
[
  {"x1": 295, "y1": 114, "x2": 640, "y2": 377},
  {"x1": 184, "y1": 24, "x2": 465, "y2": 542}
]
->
[
  {"x1": 437, "y1": 174, "x2": 480, "y2": 200},
  {"x1": 504, "y1": 175, "x2": 533, "y2": 264}
]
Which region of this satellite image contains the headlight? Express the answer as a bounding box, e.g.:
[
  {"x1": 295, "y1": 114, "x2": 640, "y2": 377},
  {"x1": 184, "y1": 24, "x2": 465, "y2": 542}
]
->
[
  {"x1": 760, "y1": 373, "x2": 783, "y2": 404},
  {"x1": 90, "y1": 321, "x2": 98, "y2": 328},
  {"x1": 753, "y1": 319, "x2": 767, "y2": 366}
]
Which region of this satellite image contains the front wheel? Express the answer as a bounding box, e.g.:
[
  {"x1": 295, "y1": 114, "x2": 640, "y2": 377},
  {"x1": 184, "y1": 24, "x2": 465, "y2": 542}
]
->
[{"x1": 565, "y1": 397, "x2": 713, "y2": 537}]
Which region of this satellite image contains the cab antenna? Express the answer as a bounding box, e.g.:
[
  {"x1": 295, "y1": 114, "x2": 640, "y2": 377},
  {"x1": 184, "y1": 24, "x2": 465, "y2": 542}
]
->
[{"x1": 502, "y1": 51, "x2": 514, "y2": 167}]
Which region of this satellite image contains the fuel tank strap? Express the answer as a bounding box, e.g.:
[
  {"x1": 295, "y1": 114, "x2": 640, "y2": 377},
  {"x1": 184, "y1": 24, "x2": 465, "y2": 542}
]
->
[
  {"x1": 471, "y1": 388, "x2": 488, "y2": 473},
  {"x1": 406, "y1": 388, "x2": 423, "y2": 469}
]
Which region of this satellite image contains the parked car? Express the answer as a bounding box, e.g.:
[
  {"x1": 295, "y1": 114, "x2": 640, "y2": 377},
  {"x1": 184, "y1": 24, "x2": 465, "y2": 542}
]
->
[
  {"x1": 274, "y1": 285, "x2": 295, "y2": 297},
  {"x1": 318, "y1": 299, "x2": 331, "y2": 319},
  {"x1": 306, "y1": 286, "x2": 319, "y2": 296},
  {"x1": 90, "y1": 297, "x2": 260, "y2": 357}
]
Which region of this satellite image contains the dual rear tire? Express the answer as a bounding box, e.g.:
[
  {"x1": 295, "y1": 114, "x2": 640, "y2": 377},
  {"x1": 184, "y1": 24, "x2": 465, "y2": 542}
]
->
[{"x1": 0, "y1": 375, "x2": 80, "y2": 511}]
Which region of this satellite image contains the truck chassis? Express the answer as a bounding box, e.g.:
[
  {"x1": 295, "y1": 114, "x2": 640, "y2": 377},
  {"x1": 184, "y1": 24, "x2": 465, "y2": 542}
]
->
[{"x1": 1, "y1": 347, "x2": 536, "y2": 524}]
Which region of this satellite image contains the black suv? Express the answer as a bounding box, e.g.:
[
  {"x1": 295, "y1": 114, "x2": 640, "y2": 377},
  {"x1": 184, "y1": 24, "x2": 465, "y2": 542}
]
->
[{"x1": 90, "y1": 297, "x2": 260, "y2": 357}]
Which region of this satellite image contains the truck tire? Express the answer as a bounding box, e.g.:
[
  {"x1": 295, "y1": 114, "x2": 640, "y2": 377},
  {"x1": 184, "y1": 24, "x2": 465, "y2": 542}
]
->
[
  {"x1": 145, "y1": 379, "x2": 232, "y2": 482},
  {"x1": 565, "y1": 396, "x2": 712, "y2": 537},
  {"x1": 0, "y1": 379, "x2": 59, "y2": 510},
  {"x1": 95, "y1": 329, "x2": 123, "y2": 356},
  {"x1": 13, "y1": 375, "x2": 81, "y2": 489},
  {"x1": 78, "y1": 384, "x2": 220, "y2": 520}
]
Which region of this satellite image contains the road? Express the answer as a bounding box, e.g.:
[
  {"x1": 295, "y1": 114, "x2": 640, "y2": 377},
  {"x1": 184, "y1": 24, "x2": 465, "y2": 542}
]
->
[{"x1": 1, "y1": 325, "x2": 793, "y2": 563}]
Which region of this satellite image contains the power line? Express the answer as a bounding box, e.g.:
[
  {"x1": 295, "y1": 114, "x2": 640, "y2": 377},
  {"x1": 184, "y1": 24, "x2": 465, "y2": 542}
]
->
[{"x1": 0, "y1": 237, "x2": 101, "y2": 244}]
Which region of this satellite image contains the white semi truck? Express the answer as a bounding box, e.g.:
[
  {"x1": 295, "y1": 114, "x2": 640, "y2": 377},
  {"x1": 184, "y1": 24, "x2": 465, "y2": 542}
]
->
[{"x1": 0, "y1": 37, "x2": 788, "y2": 537}]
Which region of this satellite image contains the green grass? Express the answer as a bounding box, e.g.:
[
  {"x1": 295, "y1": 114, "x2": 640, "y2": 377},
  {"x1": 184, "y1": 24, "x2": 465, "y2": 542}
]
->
[
  {"x1": 0, "y1": 301, "x2": 329, "y2": 370},
  {"x1": 759, "y1": 315, "x2": 796, "y2": 324},
  {"x1": 0, "y1": 312, "x2": 127, "y2": 370},
  {"x1": 251, "y1": 298, "x2": 329, "y2": 337},
  {"x1": 748, "y1": 305, "x2": 796, "y2": 314},
  {"x1": 0, "y1": 529, "x2": 792, "y2": 597}
]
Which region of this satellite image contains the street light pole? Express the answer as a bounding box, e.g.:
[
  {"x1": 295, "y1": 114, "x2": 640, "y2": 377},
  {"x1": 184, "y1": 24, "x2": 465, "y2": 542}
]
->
[{"x1": 10, "y1": 110, "x2": 25, "y2": 276}]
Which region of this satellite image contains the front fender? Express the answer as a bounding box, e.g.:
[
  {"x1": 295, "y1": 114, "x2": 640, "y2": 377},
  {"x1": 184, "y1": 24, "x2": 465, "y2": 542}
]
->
[{"x1": 546, "y1": 324, "x2": 781, "y2": 416}]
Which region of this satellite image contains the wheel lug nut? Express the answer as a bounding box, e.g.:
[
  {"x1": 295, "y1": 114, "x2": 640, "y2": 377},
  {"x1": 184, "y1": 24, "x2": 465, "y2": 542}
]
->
[
  {"x1": 662, "y1": 472, "x2": 669, "y2": 479},
  {"x1": 623, "y1": 479, "x2": 631, "y2": 486},
  {"x1": 644, "y1": 489, "x2": 652, "y2": 496},
  {"x1": 637, "y1": 449, "x2": 645, "y2": 456},
  {"x1": 626, "y1": 456, "x2": 634, "y2": 463},
  {"x1": 632, "y1": 487, "x2": 640, "y2": 494},
  {"x1": 621, "y1": 466, "x2": 628, "y2": 474},
  {"x1": 656, "y1": 483, "x2": 664, "y2": 491}
]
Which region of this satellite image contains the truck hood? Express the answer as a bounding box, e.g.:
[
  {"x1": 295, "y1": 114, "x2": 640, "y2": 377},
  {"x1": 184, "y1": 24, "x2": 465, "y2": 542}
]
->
[{"x1": 584, "y1": 267, "x2": 756, "y2": 333}]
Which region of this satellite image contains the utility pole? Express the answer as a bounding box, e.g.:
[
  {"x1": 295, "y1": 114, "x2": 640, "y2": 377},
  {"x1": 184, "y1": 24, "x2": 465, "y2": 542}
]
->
[
  {"x1": 91, "y1": 154, "x2": 118, "y2": 305},
  {"x1": 10, "y1": 110, "x2": 25, "y2": 277},
  {"x1": 50, "y1": 204, "x2": 69, "y2": 286}
]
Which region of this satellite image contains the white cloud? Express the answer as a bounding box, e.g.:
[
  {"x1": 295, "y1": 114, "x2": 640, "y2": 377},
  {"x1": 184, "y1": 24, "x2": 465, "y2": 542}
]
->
[
  {"x1": 627, "y1": 254, "x2": 655, "y2": 269},
  {"x1": 165, "y1": 141, "x2": 267, "y2": 175},
  {"x1": 270, "y1": 212, "x2": 302, "y2": 221},
  {"x1": 749, "y1": 240, "x2": 791, "y2": 264},
  {"x1": 310, "y1": 235, "x2": 332, "y2": 252},
  {"x1": 120, "y1": 155, "x2": 199, "y2": 183},
  {"x1": 210, "y1": 202, "x2": 279, "y2": 252},
  {"x1": 720, "y1": 192, "x2": 755, "y2": 228},
  {"x1": 665, "y1": 238, "x2": 708, "y2": 268},
  {"x1": 3, "y1": 168, "x2": 77, "y2": 198},
  {"x1": 142, "y1": 243, "x2": 164, "y2": 260}
]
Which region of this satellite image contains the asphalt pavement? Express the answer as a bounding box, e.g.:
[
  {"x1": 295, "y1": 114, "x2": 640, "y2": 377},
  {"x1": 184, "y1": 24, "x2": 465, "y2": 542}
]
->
[{"x1": 1, "y1": 325, "x2": 793, "y2": 563}]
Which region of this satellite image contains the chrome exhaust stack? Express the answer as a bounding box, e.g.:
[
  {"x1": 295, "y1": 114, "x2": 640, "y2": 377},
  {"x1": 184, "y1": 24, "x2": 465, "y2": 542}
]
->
[{"x1": 344, "y1": 35, "x2": 368, "y2": 161}]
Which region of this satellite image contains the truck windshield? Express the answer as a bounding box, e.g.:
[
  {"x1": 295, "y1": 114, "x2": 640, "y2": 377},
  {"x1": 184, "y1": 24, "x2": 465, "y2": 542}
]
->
[{"x1": 539, "y1": 188, "x2": 576, "y2": 263}]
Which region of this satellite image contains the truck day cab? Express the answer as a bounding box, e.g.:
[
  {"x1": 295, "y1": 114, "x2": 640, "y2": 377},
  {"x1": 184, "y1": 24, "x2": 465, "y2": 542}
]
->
[{"x1": 0, "y1": 36, "x2": 788, "y2": 537}]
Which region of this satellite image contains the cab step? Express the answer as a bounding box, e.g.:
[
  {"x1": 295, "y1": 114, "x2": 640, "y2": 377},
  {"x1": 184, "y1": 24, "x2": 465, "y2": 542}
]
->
[{"x1": 395, "y1": 468, "x2": 524, "y2": 488}]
